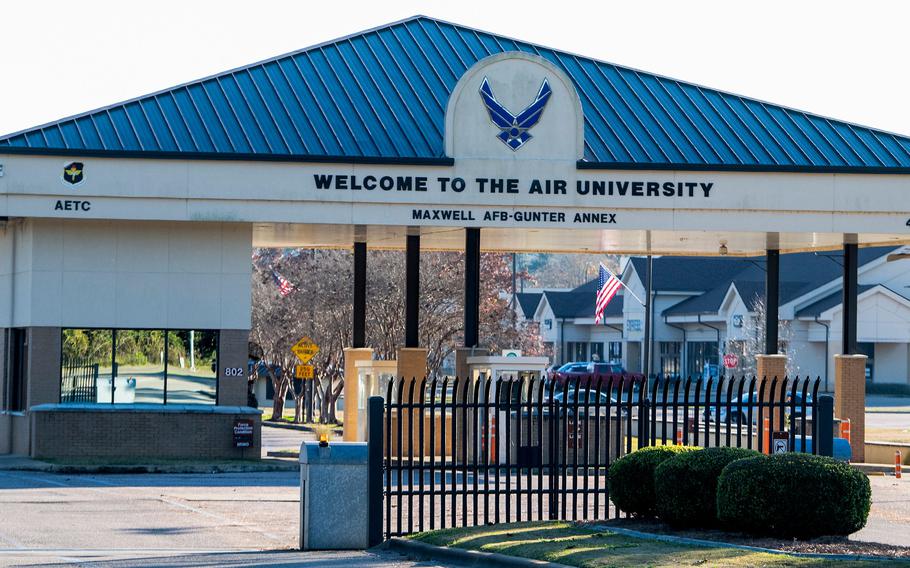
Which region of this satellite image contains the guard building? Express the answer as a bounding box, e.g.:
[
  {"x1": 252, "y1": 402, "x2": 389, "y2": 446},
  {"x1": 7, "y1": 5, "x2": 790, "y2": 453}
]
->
[{"x1": 2, "y1": 16, "x2": 910, "y2": 461}]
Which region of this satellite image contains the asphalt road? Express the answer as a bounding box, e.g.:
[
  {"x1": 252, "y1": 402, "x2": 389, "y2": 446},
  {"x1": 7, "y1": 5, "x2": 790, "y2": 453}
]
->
[
  {"x1": 260, "y1": 425, "x2": 313, "y2": 457},
  {"x1": 0, "y1": 470, "x2": 452, "y2": 567}
]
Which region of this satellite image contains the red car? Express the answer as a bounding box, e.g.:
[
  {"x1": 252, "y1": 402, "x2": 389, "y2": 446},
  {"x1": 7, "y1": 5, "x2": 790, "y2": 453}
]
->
[{"x1": 553, "y1": 362, "x2": 644, "y2": 390}]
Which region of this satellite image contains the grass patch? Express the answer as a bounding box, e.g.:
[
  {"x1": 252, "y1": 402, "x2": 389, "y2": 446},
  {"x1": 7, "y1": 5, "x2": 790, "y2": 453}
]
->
[
  {"x1": 409, "y1": 521, "x2": 908, "y2": 567},
  {"x1": 866, "y1": 427, "x2": 910, "y2": 443}
]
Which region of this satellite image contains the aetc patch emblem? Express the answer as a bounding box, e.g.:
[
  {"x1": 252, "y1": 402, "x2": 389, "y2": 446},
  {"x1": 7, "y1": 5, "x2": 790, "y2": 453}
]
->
[
  {"x1": 479, "y1": 77, "x2": 552, "y2": 151},
  {"x1": 62, "y1": 162, "x2": 84, "y2": 186}
]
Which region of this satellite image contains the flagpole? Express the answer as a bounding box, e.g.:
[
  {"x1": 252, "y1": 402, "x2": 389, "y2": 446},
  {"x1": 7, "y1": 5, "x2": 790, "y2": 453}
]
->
[{"x1": 643, "y1": 255, "x2": 653, "y2": 381}]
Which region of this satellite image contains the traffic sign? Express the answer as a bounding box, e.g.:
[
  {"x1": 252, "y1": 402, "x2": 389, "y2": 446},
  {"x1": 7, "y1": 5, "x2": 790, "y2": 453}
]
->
[
  {"x1": 295, "y1": 365, "x2": 314, "y2": 379},
  {"x1": 772, "y1": 431, "x2": 789, "y2": 454},
  {"x1": 722, "y1": 353, "x2": 739, "y2": 369},
  {"x1": 291, "y1": 336, "x2": 320, "y2": 363}
]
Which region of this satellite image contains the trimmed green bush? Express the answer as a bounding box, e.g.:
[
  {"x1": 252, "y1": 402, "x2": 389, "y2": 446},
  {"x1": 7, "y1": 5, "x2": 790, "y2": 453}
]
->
[
  {"x1": 655, "y1": 447, "x2": 761, "y2": 527},
  {"x1": 608, "y1": 445, "x2": 698, "y2": 517},
  {"x1": 717, "y1": 453, "x2": 871, "y2": 538}
]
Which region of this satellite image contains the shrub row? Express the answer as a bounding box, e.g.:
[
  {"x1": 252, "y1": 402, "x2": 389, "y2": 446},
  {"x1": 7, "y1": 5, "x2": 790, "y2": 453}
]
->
[
  {"x1": 608, "y1": 445, "x2": 871, "y2": 539},
  {"x1": 717, "y1": 453, "x2": 871, "y2": 538}
]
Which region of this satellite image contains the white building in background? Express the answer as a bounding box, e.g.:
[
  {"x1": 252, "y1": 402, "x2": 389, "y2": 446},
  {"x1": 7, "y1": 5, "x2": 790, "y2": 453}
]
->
[{"x1": 517, "y1": 246, "x2": 910, "y2": 392}]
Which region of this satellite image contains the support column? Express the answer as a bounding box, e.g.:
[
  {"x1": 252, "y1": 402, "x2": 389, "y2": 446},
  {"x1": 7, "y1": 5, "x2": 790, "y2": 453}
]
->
[
  {"x1": 464, "y1": 228, "x2": 480, "y2": 350},
  {"x1": 353, "y1": 241, "x2": 367, "y2": 349},
  {"x1": 459, "y1": 228, "x2": 483, "y2": 462},
  {"x1": 405, "y1": 232, "x2": 420, "y2": 349},
  {"x1": 837, "y1": 242, "x2": 864, "y2": 462},
  {"x1": 643, "y1": 255, "x2": 653, "y2": 380},
  {"x1": 842, "y1": 243, "x2": 858, "y2": 355},
  {"x1": 765, "y1": 249, "x2": 779, "y2": 355}
]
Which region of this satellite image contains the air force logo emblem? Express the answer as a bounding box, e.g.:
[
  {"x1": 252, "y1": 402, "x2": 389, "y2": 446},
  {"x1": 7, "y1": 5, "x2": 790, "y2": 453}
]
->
[{"x1": 479, "y1": 77, "x2": 552, "y2": 151}]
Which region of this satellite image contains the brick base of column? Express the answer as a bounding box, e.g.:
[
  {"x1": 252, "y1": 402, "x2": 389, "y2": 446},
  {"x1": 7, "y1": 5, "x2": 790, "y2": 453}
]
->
[
  {"x1": 835, "y1": 354, "x2": 866, "y2": 462},
  {"x1": 342, "y1": 347, "x2": 373, "y2": 442},
  {"x1": 756, "y1": 354, "x2": 788, "y2": 453}
]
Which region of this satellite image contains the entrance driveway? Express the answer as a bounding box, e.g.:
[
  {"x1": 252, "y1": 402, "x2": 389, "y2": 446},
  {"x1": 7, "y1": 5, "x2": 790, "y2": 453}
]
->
[
  {"x1": 0, "y1": 470, "x2": 450, "y2": 567},
  {"x1": 0, "y1": 468, "x2": 904, "y2": 565}
]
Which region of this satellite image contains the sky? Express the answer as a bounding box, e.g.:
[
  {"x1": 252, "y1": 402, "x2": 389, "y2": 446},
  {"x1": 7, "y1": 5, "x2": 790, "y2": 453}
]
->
[{"x1": 1, "y1": 0, "x2": 909, "y2": 138}]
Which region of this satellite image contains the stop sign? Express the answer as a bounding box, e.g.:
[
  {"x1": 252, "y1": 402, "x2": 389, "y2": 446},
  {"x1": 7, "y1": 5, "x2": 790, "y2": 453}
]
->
[{"x1": 723, "y1": 353, "x2": 739, "y2": 369}]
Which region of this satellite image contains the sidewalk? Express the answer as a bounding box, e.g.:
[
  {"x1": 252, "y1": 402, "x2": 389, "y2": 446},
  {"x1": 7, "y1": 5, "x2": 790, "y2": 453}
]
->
[{"x1": 0, "y1": 454, "x2": 297, "y2": 474}]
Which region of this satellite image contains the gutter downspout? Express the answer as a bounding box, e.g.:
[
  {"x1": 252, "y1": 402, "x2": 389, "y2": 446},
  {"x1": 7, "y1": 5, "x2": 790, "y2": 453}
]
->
[
  {"x1": 665, "y1": 316, "x2": 686, "y2": 379},
  {"x1": 698, "y1": 314, "x2": 723, "y2": 377},
  {"x1": 560, "y1": 318, "x2": 566, "y2": 365},
  {"x1": 814, "y1": 316, "x2": 830, "y2": 392}
]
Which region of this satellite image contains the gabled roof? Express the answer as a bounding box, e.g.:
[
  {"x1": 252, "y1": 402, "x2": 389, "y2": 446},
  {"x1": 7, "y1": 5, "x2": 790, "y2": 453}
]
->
[
  {"x1": 3, "y1": 16, "x2": 910, "y2": 171},
  {"x1": 795, "y1": 285, "x2": 877, "y2": 317},
  {"x1": 516, "y1": 292, "x2": 542, "y2": 319},
  {"x1": 653, "y1": 246, "x2": 896, "y2": 316},
  {"x1": 628, "y1": 257, "x2": 754, "y2": 292},
  {"x1": 544, "y1": 281, "x2": 623, "y2": 319}
]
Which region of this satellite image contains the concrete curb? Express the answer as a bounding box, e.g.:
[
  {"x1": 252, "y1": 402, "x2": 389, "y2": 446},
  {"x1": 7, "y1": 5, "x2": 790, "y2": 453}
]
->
[
  {"x1": 262, "y1": 421, "x2": 343, "y2": 433},
  {"x1": 387, "y1": 537, "x2": 572, "y2": 568},
  {"x1": 0, "y1": 458, "x2": 297, "y2": 474},
  {"x1": 585, "y1": 524, "x2": 902, "y2": 563},
  {"x1": 853, "y1": 463, "x2": 899, "y2": 475}
]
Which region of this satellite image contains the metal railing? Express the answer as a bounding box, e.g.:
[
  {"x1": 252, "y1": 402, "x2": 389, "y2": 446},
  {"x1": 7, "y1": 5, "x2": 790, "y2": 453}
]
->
[
  {"x1": 60, "y1": 358, "x2": 99, "y2": 403},
  {"x1": 374, "y1": 374, "x2": 827, "y2": 539}
]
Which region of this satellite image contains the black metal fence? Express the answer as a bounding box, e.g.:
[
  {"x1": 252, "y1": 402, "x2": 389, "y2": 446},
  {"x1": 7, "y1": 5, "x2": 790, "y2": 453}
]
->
[
  {"x1": 374, "y1": 374, "x2": 830, "y2": 539},
  {"x1": 60, "y1": 358, "x2": 99, "y2": 403}
]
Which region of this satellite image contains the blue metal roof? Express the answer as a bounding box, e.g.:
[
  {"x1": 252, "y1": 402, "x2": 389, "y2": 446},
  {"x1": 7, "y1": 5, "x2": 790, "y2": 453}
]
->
[{"x1": 4, "y1": 15, "x2": 910, "y2": 171}]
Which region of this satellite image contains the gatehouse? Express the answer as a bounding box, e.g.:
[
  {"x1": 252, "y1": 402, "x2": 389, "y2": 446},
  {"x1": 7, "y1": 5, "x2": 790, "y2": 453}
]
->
[{"x1": 2, "y1": 15, "x2": 909, "y2": 461}]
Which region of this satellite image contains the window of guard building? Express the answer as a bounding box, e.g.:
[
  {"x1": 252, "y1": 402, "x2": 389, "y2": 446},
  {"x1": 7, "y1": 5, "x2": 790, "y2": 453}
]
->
[
  {"x1": 62, "y1": 329, "x2": 114, "y2": 403},
  {"x1": 165, "y1": 330, "x2": 218, "y2": 404},
  {"x1": 61, "y1": 329, "x2": 218, "y2": 405},
  {"x1": 115, "y1": 330, "x2": 165, "y2": 404}
]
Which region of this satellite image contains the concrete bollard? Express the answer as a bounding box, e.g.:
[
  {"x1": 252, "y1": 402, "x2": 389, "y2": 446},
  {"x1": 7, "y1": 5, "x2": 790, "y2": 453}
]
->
[{"x1": 299, "y1": 440, "x2": 369, "y2": 550}]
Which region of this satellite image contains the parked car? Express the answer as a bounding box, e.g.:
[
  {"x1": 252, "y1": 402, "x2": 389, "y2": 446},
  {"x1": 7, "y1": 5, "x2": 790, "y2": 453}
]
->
[
  {"x1": 537, "y1": 387, "x2": 625, "y2": 417},
  {"x1": 553, "y1": 361, "x2": 644, "y2": 389},
  {"x1": 553, "y1": 387, "x2": 618, "y2": 407},
  {"x1": 705, "y1": 392, "x2": 813, "y2": 424},
  {"x1": 548, "y1": 361, "x2": 588, "y2": 381}
]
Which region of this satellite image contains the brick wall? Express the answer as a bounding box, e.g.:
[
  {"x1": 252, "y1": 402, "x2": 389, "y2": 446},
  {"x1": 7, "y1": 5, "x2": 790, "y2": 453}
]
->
[
  {"x1": 30, "y1": 406, "x2": 261, "y2": 460},
  {"x1": 28, "y1": 327, "x2": 61, "y2": 407},
  {"x1": 218, "y1": 329, "x2": 250, "y2": 407},
  {"x1": 0, "y1": 328, "x2": 7, "y2": 411}
]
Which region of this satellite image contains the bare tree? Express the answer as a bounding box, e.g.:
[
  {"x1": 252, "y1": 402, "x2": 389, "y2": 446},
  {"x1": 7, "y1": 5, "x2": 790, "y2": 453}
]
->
[
  {"x1": 251, "y1": 248, "x2": 543, "y2": 423},
  {"x1": 727, "y1": 294, "x2": 799, "y2": 378}
]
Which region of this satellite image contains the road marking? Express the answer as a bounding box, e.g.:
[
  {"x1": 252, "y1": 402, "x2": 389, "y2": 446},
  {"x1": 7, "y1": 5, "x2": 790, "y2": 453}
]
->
[
  {"x1": 156, "y1": 496, "x2": 285, "y2": 542},
  {"x1": 0, "y1": 471, "x2": 288, "y2": 544}
]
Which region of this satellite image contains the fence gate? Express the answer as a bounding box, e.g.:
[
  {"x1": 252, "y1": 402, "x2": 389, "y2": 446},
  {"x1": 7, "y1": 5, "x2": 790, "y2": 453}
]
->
[{"x1": 377, "y1": 374, "x2": 822, "y2": 539}]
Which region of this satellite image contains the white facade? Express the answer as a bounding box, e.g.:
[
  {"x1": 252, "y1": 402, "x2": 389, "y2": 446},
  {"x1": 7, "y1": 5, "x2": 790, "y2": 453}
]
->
[{"x1": 0, "y1": 219, "x2": 251, "y2": 330}]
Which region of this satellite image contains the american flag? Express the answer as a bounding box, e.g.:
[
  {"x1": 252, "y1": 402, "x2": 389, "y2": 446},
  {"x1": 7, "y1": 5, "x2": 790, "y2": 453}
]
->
[
  {"x1": 594, "y1": 263, "x2": 621, "y2": 324},
  {"x1": 271, "y1": 269, "x2": 294, "y2": 297}
]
